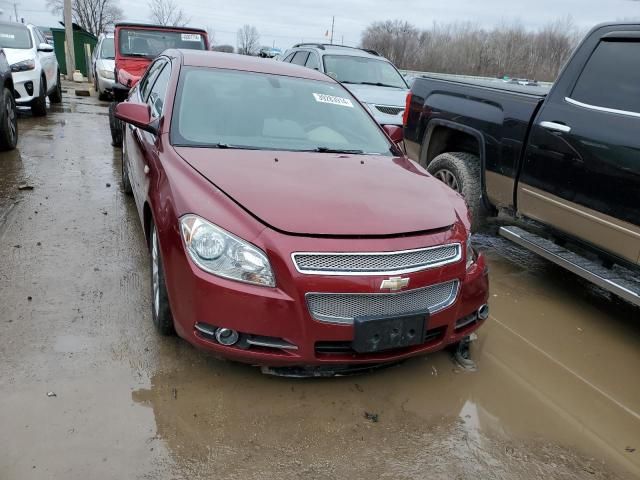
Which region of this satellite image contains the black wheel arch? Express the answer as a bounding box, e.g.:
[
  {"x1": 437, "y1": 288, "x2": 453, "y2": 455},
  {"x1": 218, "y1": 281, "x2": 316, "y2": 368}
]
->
[{"x1": 420, "y1": 119, "x2": 493, "y2": 213}]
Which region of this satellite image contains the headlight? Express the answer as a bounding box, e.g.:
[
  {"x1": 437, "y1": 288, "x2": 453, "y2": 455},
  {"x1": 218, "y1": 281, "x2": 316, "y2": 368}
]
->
[
  {"x1": 10, "y1": 59, "x2": 35, "y2": 72},
  {"x1": 99, "y1": 69, "x2": 115, "y2": 80},
  {"x1": 180, "y1": 215, "x2": 275, "y2": 287},
  {"x1": 466, "y1": 235, "x2": 477, "y2": 270}
]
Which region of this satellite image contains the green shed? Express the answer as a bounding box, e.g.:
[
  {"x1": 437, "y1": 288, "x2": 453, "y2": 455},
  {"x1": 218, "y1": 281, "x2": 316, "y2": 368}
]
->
[{"x1": 51, "y1": 24, "x2": 98, "y2": 77}]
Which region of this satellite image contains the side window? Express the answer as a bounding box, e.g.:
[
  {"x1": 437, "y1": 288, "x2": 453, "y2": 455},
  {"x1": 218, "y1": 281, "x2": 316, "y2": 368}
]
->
[
  {"x1": 570, "y1": 40, "x2": 640, "y2": 114},
  {"x1": 290, "y1": 51, "x2": 309, "y2": 66},
  {"x1": 147, "y1": 63, "x2": 171, "y2": 118},
  {"x1": 138, "y1": 60, "x2": 166, "y2": 102},
  {"x1": 305, "y1": 52, "x2": 320, "y2": 70},
  {"x1": 283, "y1": 52, "x2": 295, "y2": 63},
  {"x1": 33, "y1": 28, "x2": 44, "y2": 45}
]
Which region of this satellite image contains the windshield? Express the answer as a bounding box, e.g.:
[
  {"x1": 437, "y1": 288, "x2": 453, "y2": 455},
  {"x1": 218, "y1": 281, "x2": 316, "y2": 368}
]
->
[
  {"x1": 323, "y1": 55, "x2": 408, "y2": 89},
  {"x1": 172, "y1": 67, "x2": 392, "y2": 155},
  {"x1": 0, "y1": 25, "x2": 32, "y2": 49},
  {"x1": 118, "y1": 29, "x2": 206, "y2": 58},
  {"x1": 100, "y1": 37, "x2": 115, "y2": 59}
]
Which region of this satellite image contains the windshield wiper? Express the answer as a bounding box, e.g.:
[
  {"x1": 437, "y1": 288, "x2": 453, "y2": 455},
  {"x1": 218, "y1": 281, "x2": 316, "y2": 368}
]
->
[
  {"x1": 357, "y1": 81, "x2": 403, "y2": 88},
  {"x1": 311, "y1": 147, "x2": 364, "y2": 154},
  {"x1": 124, "y1": 52, "x2": 153, "y2": 58}
]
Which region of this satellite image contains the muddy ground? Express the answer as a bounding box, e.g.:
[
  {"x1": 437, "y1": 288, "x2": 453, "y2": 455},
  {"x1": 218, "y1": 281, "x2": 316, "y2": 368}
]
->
[{"x1": 0, "y1": 85, "x2": 639, "y2": 480}]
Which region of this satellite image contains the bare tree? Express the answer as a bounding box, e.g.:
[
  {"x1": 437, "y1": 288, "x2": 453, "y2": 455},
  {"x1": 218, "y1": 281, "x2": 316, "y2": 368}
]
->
[
  {"x1": 148, "y1": 0, "x2": 189, "y2": 27},
  {"x1": 236, "y1": 25, "x2": 260, "y2": 55},
  {"x1": 47, "y1": 0, "x2": 123, "y2": 36},
  {"x1": 361, "y1": 18, "x2": 580, "y2": 82},
  {"x1": 206, "y1": 26, "x2": 215, "y2": 47}
]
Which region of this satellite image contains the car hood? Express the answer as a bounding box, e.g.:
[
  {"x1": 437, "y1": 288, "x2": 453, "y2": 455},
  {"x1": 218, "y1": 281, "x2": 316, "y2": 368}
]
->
[
  {"x1": 342, "y1": 83, "x2": 408, "y2": 107},
  {"x1": 3, "y1": 48, "x2": 34, "y2": 66},
  {"x1": 175, "y1": 148, "x2": 458, "y2": 236},
  {"x1": 96, "y1": 58, "x2": 115, "y2": 71}
]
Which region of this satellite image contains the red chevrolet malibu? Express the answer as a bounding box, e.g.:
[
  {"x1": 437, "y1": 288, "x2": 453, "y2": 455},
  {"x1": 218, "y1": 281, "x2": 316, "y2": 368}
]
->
[{"x1": 115, "y1": 49, "x2": 489, "y2": 374}]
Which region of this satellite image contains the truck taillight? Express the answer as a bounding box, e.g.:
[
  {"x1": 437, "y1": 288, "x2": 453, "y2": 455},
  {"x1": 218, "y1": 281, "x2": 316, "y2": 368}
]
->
[{"x1": 402, "y1": 92, "x2": 412, "y2": 126}]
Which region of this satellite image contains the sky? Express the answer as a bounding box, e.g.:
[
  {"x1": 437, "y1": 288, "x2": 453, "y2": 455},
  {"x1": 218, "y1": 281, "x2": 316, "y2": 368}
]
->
[{"x1": 6, "y1": 0, "x2": 640, "y2": 49}]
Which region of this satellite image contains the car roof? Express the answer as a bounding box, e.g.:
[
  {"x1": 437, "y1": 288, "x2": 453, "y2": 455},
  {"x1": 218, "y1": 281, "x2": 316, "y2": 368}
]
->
[
  {"x1": 174, "y1": 50, "x2": 334, "y2": 82},
  {"x1": 0, "y1": 21, "x2": 28, "y2": 29},
  {"x1": 115, "y1": 22, "x2": 207, "y2": 35},
  {"x1": 292, "y1": 44, "x2": 383, "y2": 59}
]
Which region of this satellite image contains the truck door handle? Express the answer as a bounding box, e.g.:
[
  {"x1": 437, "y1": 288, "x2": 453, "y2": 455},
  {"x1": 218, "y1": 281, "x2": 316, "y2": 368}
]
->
[{"x1": 540, "y1": 121, "x2": 571, "y2": 133}]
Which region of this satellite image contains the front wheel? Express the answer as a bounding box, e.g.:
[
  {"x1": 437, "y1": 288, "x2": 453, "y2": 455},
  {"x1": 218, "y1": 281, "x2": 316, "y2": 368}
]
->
[
  {"x1": 31, "y1": 77, "x2": 47, "y2": 116},
  {"x1": 0, "y1": 87, "x2": 17, "y2": 151},
  {"x1": 427, "y1": 151, "x2": 488, "y2": 231},
  {"x1": 150, "y1": 221, "x2": 175, "y2": 336},
  {"x1": 49, "y1": 71, "x2": 62, "y2": 104}
]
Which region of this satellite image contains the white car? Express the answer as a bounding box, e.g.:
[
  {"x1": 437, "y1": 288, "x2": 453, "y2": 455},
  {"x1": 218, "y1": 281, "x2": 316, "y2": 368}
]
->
[
  {"x1": 92, "y1": 33, "x2": 114, "y2": 100},
  {"x1": 0, "y1": 22, "x2": 61, "y2": 116}
]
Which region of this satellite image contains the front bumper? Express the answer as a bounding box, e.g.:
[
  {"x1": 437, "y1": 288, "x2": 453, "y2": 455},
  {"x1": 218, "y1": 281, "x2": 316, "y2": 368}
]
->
[
  {"x1": 97, "y1": 74, "x2": 115, "y2": 93},
  {"x1": 13, "y1": 69, "x2": 41, "y2": 105},
  {"x1": 163, "y1": 226, "x2": 489, "y2": 367}
]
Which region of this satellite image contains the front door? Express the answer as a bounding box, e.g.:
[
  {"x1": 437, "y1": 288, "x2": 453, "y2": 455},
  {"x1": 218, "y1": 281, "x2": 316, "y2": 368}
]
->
[{"x1": 518, "y1": 30, "x2": 640, "y2": 265}]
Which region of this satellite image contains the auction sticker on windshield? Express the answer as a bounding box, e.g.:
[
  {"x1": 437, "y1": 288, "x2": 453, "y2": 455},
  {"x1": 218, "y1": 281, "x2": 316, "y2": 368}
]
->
[
  {"x1": 313, "y1": 93, "x2": 354, "y2": 108},
  {"x1": 181, "y1": 34, "x2": 201, "y2": 42}
]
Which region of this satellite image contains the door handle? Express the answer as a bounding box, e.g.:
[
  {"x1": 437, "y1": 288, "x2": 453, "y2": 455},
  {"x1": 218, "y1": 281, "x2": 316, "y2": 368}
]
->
[{"x1": 540, "y1": 121, "x2": 571, "y2": 133}]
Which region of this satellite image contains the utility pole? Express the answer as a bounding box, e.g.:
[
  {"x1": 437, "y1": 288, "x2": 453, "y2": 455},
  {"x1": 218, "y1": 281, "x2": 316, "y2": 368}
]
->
[
  {"x1": 330, "y1": 16, "x2": 334, "y2": 45},
  {"x1": 13, "y1": 2, "x2": 18, "y2": 23},
  {"x1": 63, "y1": 0, "x2": 75, "y2": 79}
]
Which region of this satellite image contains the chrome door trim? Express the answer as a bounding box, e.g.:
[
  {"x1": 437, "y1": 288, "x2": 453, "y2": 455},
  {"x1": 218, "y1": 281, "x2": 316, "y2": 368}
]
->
[{"x1": 565, "y1": 97, "x2": 640, "y2": 119}]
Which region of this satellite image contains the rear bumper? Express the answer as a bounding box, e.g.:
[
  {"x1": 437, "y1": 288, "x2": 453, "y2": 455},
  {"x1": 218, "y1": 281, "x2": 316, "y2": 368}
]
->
[{"x1": 162, "y1": 225, "x2": 489, "y2": 367}]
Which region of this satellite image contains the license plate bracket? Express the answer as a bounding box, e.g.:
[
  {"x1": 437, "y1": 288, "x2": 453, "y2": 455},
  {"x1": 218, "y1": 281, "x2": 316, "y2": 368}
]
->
[{"x1": 352, "y1": 311, "x2": 428, "y2": 353}]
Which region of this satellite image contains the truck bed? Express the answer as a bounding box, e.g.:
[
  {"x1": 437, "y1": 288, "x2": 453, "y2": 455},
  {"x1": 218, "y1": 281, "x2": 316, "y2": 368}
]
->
[{"x1": 418, "y1": 73, "x2": 551, "y2": 97}]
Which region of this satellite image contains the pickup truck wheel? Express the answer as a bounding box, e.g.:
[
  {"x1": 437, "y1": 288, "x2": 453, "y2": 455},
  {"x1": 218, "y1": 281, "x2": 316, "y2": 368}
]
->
[{"x1": 428, "y1": 152, "x2": 487, "y2": 230}]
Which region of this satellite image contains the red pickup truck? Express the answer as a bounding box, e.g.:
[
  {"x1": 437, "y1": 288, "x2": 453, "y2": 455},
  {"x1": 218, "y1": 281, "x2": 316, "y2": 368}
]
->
[{"x1": 109, "y1": 23, "x2": 208, "y2": 146}]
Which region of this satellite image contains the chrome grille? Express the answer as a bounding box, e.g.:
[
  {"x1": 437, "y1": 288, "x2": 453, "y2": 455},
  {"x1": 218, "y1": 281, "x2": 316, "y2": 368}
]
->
[
  {"x1": 306, "y1": 280, "x2": 459, "y2": 324},
  {"x1": 375, "y1": 105, "x2": 404, "y2": 115},
  {"x1": 293, "y1": 244, "x2": 461, "y2": 275}
]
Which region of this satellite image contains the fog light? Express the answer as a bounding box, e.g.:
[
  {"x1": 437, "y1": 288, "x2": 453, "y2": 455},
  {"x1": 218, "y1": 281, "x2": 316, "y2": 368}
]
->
[
  {"x1": 478, "y1": 304, "x2": 489, "y2": 320},
  {"x1": 25, "y1": 81, "x2": 34, "y2": 96},
  {"x1": 215, "y1": 327, "x2": 239, "y2": 346}
]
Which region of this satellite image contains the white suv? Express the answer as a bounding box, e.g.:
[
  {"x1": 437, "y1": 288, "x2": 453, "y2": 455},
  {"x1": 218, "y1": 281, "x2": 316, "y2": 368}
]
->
[{"x1": 0, "y1": 22, "x2": 61, "y2": 116}]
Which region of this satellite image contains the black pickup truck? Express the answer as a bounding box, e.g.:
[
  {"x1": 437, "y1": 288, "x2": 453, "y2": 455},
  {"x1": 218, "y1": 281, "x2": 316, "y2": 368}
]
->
[{"x1": 404, "y1": 22, "x2": 640, "y2": 306}]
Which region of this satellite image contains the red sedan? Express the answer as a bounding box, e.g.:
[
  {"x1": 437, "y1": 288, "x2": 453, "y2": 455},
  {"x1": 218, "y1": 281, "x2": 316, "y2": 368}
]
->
[{"x1": 115, "y1": 49, "x2": 489, "y2": 373}]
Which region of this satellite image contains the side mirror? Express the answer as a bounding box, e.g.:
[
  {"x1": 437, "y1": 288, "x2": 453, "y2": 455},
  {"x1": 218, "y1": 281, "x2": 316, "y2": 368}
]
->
[
  {"x1": 115, "y1": 102, "x2": 157, "y2": 134},
  {"x1": 383, "y1": 124, "x2": 404, "y2": 144},
  {"x1": 37, "y1": 42, "x2": 54, "y2": 53}
]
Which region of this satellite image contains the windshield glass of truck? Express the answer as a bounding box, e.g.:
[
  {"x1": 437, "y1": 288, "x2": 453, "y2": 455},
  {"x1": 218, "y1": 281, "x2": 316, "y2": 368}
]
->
[
  {"x1": 101, "y1": 38, "x2": 115, "y2": 59},
  {"x1": 0, "y1": 25, "x2": 32, "y2": 49},
  {"x1": 119, "y1": 29, "x2": 205, "y2": 58},
  {"x1": 172, "y1": 67, "x2": 392, "y2": 155},
  {"x1": 323, "y1": 55, "x2": 407, "y2": 89}
]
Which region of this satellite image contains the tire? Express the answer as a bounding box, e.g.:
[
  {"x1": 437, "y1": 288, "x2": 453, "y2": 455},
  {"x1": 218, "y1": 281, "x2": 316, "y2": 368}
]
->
[
  {"x1": 121, "y1": 130, "x2": 133, "y2": 195},
  {"x1": 150, "y1": 221, "x2": 175, "y2": 336},
  {"x1": 427, "y1": 152, "x2": 488, "y2": 231},
  {"x1": 98, "y1": 90, "x2": 110, "y2": 101},
  {"x1": 109, "y1": 101, "x2": 122, "y2": 147},
  {"x1": 48, "y1": 71, "x2": 62, "y2": 104},
  {"x1": 0, "y1": 87, "x2": 17, "y2": 151},
  {"x1": 31, "y1": 76, "x2": 47, "y2": 116}
]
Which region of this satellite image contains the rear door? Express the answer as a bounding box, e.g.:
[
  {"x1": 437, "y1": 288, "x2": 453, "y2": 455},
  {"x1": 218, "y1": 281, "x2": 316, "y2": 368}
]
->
[{"x1": 519, "y1": 26, "x2": 640, "y2": 264}]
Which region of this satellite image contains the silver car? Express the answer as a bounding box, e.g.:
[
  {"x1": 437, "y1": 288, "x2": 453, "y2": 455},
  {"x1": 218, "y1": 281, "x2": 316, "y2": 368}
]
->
[
  {"x1": 92, "y1": 33, "x2": 115, "y2": 100},
  {"x1": 280, "y1": 44, "x2": 409, "y2": 126}
]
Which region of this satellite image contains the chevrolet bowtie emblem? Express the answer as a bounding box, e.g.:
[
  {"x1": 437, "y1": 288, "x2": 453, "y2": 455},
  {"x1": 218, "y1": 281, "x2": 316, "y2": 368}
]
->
[{"x1": 380, "y1": 276, "x2": 409, "y2": 291}]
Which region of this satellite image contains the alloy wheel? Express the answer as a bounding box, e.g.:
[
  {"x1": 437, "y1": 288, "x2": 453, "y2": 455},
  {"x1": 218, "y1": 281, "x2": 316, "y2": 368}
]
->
[
  {"x1": 6, "y1": 96, "x2": 15, "y2": 143},
  {"x1": 151, "y1": 226, "x2": 160, "y2": 317},
  {"x1": 434, "y1": 168, "x2": 460, "y2": 192}
]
